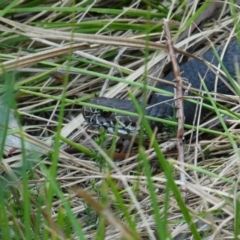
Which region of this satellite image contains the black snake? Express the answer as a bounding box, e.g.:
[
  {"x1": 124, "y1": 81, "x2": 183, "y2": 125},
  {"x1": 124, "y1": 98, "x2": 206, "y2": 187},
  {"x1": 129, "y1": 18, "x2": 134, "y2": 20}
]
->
[{"x1": 83, "y1": 40, "x2": 240, "y2": 140}]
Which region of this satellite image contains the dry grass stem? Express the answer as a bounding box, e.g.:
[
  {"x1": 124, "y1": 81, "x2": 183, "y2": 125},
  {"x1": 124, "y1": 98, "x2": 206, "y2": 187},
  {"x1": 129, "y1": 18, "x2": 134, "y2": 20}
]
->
[{"x1": 1, "y1": 1, "x2": 240, "y2": 239}]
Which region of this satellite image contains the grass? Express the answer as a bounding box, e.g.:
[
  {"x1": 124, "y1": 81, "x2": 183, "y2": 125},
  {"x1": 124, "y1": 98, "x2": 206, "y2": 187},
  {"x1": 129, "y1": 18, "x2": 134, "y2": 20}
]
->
[{"x1": 0, "y1": 0, "x2": 240, "y2": 239}]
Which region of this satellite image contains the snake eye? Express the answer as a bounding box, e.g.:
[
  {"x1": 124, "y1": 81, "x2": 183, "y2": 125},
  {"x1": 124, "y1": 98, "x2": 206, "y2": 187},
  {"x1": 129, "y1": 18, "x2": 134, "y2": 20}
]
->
[{"x1": 100, "y1": 110, "x2": 112, "y2": 118}]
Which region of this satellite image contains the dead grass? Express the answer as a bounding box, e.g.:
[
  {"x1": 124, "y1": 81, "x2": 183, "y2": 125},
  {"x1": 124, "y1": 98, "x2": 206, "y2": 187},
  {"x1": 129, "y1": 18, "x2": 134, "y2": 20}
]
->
[{"x1": 1, "y1": 0, "x2": 240, "y2": 239}]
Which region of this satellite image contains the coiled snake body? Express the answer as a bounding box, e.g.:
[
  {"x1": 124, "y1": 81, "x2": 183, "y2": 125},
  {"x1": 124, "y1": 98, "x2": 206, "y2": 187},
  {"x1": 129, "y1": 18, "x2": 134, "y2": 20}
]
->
[{"x1": 83, "y1": 40, "x2": 240, "y2": 140}]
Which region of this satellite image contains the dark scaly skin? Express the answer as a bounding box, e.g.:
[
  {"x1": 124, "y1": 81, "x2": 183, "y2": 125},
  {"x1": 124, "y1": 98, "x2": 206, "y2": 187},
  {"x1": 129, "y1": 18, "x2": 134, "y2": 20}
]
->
[
  {"x1": 83, "y1": 40, "x2": 240, "y2": 136},
  {"x1": 146, "y1": 40, "x2": 240, "y2": 129}
]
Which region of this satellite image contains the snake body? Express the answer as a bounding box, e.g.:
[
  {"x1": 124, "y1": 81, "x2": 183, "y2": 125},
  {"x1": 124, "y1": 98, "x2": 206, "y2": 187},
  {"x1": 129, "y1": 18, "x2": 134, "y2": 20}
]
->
[{"x1": 83, "y1": 40, "x2": 240, "y2": 139}]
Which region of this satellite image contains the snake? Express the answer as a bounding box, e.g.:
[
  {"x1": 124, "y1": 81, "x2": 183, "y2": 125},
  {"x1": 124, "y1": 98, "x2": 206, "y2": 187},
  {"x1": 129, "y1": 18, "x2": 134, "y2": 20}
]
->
[{"x1": 83, "y1": 39, "x2": 240, "y2": 141}]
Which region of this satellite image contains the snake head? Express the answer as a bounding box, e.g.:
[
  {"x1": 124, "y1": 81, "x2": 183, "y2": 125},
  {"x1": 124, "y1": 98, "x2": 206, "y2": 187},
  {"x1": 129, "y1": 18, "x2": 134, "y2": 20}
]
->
[
  {"x1": 82, "y1": 97, "x2": 175, "y2": 141},
  {"x1": 83, "y1": 97, "x2": 142, "y2": 137}
]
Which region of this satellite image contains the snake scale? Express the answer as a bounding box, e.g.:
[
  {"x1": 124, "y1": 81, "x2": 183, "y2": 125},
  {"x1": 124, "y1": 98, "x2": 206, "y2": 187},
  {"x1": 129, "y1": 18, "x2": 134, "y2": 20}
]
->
[{"x1": 83, "y1": 40, "x2": 240, "y2": 140}]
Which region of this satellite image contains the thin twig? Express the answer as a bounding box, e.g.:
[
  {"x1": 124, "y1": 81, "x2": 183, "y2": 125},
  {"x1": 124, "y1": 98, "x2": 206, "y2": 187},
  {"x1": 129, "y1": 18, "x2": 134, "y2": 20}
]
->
[{"x1": 164, "y1": 19, "x2": 186, "y2": 197}]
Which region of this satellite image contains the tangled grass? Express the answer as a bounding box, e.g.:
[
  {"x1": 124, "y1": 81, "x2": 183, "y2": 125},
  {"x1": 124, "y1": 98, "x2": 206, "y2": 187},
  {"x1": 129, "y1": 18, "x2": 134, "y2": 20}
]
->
[{"x1": 0, "y1": 0, "x2": 240, "y2": 239}]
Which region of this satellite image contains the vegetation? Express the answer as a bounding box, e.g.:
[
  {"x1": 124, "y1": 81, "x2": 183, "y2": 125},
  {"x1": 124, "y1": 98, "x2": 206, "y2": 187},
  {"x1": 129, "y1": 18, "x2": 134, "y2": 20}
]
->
[{"x1": 0, "y1": 0, "x2": 239, "y2": 239}]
